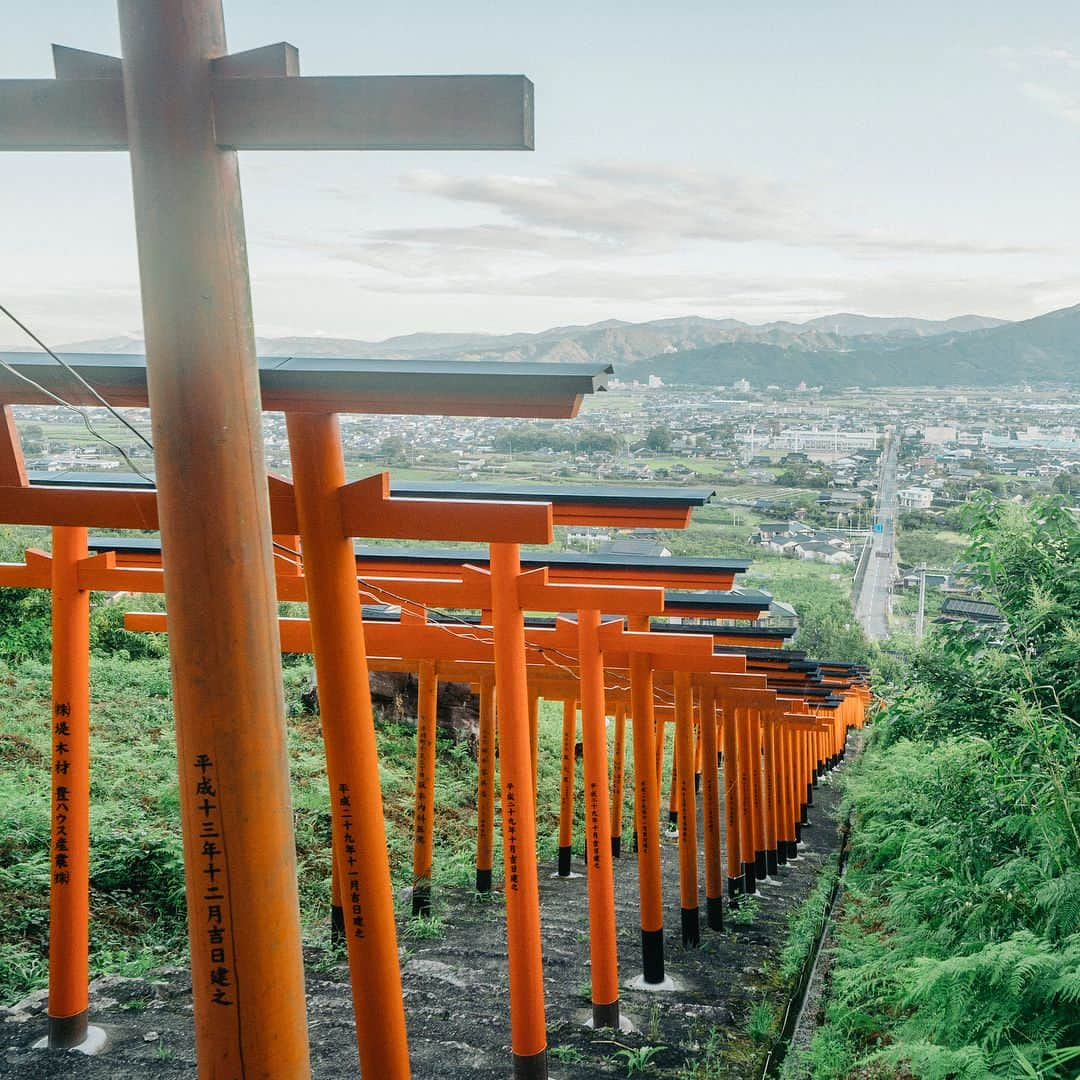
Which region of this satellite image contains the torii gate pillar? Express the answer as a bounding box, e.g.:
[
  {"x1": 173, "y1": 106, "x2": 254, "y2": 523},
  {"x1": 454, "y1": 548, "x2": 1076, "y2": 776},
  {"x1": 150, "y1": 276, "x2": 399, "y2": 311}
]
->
[{"x1": 117, "y1": 4, "x2": 310, "y2": 1074}]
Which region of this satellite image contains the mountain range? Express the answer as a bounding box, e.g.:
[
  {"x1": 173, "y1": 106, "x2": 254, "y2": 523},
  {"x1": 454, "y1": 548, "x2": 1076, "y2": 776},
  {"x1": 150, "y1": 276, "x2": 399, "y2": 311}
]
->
[{"x1": 51, "y1": 304, "x2": 1079, "y2": 387}]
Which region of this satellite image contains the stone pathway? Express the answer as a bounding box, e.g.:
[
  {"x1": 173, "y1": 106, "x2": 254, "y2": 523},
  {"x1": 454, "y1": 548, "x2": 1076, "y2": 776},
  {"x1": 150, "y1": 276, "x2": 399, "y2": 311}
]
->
[{"x1": 2, "y1": 760, "x2": 849, "y2": 1078}]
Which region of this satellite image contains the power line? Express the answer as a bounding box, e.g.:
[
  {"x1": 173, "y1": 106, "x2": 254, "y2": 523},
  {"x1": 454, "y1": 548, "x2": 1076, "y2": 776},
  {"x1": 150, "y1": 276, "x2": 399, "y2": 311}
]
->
[
  {"x1": 0, "y1": 353, "x2": 154, "y2": 485},
  {"x1": 0, "y1": 302, "x2": 156, "y2": 483},
  {"x1": 0, "y1": 302, "x2": 154, "y2": 451},
  {"x1": 272, "y1": 539, "x2": 646, "y2": 698}
]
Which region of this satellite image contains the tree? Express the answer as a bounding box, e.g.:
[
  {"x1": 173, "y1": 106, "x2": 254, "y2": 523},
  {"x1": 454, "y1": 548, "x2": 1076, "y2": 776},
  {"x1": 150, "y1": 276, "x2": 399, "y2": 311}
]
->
[
  {"x1": 378, "y1": 435, "x2": 408, "y2": 461},
  {"x1": 644, "y1": 424, "x2": 673, "y2": 453},
  {"x1": 1052, "y1": 470, "x2": 1080, "y2": 496}
]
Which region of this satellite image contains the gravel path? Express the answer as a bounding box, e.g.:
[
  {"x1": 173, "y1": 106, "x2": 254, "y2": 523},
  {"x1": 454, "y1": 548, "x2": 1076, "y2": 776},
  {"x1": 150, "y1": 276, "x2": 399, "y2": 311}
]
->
[{"x1": 3, "y1": 754, "x2": 849, "y2": 1078}]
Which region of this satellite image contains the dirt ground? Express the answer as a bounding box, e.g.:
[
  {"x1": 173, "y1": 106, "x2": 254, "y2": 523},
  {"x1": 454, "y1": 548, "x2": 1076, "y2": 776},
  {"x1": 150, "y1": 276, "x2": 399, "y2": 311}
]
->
[{"x1": 2, "y1": 754, "x2": 849, "y2": 1079}]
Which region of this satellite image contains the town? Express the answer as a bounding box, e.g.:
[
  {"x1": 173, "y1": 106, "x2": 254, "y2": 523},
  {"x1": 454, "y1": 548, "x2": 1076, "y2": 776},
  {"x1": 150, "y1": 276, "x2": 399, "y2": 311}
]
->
[{"x1": 16, "y1": 377, "x2": 1079, "y2": 653}]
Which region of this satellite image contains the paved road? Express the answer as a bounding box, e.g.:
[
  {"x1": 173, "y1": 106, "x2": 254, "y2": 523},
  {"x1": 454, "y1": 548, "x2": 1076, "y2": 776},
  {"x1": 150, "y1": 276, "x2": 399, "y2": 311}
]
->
[{"x1": 854, "y1": 431, "x2": 898, "y2": 640}]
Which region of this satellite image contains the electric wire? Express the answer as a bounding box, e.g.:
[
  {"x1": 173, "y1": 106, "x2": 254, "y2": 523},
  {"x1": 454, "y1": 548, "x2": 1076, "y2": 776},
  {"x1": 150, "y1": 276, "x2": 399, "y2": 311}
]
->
[
  {"x1": 0, "y1": 302, "x2": 154, "y2": 450},
  {"x1": 272, "y1": 539, "x2": 650, "y2": 698},
  {"x1": 0, "y1": 354, "x2": 155, "y2": 485},
  {"x1": 0, "y1": 303, "x2": 156, "y2": 483}
]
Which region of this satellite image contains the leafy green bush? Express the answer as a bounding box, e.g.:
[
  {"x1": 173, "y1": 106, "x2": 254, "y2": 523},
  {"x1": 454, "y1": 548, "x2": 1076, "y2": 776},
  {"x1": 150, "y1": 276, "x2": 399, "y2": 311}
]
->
[
  {"x1": 809, "y1": 497, "x2": 1080, "y2": 1078},
  {"x1": 90, "y1": 598, "x2": 169, "y2": 660},
  {"x1": 0, "y1": 586, "x2": 51, "y2": 662}
]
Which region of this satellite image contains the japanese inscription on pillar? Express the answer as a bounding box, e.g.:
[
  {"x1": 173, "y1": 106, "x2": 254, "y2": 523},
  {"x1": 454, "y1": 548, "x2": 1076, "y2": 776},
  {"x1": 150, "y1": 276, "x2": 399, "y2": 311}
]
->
[
  {"x1": 338, "y1": 784, "x2": 365, "y2": 939},
  {"x1": 52, "y1": 703, "x2": 72, "y2": 886},
  {"x1": 193, "y1": 754, "x2": 234, "y2": 1007}
]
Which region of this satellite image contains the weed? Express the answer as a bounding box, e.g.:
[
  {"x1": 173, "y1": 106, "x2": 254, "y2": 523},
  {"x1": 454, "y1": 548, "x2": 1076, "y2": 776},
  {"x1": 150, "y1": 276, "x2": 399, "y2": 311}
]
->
[
  {"x1": 728, "y1": 896, "x2": 761, "y2": 925},
  {"x1": 550, "y1": 1044, "x2": 584, "y2": 1063},
  {"x1": 778, "y1": 853, "x2": 840, "y2": 982},
  {"x1": 647, "y1": 1003, "x2": 662, "y2": 1042},
  {"x1": 402, "y1": 913, "x2": 444, "y2": 941},
  {"x1": 746, "y1": 999, "x2": 775, "y2": 1044},
  {"x1": 679, "y1": 1026, "x2": 724, "y2": 1079},
  {"x1": 604, "y1": 1042, "x2": 666, "y2": 1077}
]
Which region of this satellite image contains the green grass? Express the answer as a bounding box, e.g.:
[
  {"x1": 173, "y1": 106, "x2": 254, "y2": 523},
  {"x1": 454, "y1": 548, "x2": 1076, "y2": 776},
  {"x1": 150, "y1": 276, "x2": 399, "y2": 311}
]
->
[
  {"x1": 0, "y1": 647, "x2": 647, "y2": 1004},
  {"x1": 796, "y1": 498, "x2": 1080, "y2": 1079},
  {"x1": 777, "y1": 852, "x2": 840, "y2": 982}
]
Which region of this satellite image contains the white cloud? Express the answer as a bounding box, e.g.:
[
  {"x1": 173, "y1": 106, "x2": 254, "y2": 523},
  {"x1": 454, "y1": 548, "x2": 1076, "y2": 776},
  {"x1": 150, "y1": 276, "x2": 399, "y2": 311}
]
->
[
  {"x1": 993, "y1": 44, "x2": 1080, "y2": 126},
  {"x1": 1022, "y1": 81, "x2": 1080, "y2": 126}
]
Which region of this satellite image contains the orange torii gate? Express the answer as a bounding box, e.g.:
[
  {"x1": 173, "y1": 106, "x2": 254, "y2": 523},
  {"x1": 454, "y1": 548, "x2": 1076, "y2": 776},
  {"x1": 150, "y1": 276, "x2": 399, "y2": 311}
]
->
[
  {"x1": 2, "y1": 420, "x2": 641, "y2": 1080},
  {"x1": 630, "y1": 630, "x2": 868, "y2": 902},
  {"x1": 128, "y1": 575, "x2": 867, "y2": 1006},
  {"x1": 2, "y1": 439, "x2": 871, "y2": 1078},
  {"x1": 1, "y1": 463, "x2": 738, "y2": 1069},
  {"x1": 94, "y1": 534, "x2": 768, "y2": 974},
  {"x1": 82, "y1": 526, "x2": 756, "y2": 988},
  {"x1": 125, "y1": 584, "x2": 750, "y2": 1028},
  {"x1": 0, "y1": 485, "x2": 560, "y2": 1073}
]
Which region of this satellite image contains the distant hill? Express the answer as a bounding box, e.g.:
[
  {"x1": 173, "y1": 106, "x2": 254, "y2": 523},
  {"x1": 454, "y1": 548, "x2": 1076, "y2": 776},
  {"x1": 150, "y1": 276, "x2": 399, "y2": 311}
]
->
[
  {"x1": 55, "y1": 310, "x2": 1011, "y2": 371},
  {"x1": 619, "y1": 304, "x2": 1080, "y2": 388},
  {"x1": 55, "y1": 306, "x2": 1080, "y2": 386}
]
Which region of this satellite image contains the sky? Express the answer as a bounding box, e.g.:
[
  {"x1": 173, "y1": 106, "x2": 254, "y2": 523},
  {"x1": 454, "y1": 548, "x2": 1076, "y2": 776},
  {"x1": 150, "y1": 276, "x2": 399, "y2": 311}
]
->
[{"x1": 2, "y1": 1, "x2": 1080, "y2": 348}]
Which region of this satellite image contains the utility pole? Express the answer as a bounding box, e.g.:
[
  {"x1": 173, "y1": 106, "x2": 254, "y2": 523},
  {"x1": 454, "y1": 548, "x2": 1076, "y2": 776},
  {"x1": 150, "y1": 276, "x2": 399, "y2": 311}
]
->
[{"x1": 916, "y1": 564, "x2": 926, "y2": 641}]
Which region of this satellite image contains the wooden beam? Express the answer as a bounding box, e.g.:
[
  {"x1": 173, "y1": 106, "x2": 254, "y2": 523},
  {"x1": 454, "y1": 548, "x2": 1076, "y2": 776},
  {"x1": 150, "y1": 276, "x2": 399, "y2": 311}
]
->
[
  {"x1": 0, "y1": 486, "x2": 158, "y2": 529},
  {"x1": 338, "y1": 473, "x2": 552, "y2": 544},
  {"x1": 213, "y1": 74, "x2": 534, "y2": 151},
  {"x1": 0, "y1": 79, "x2": 126, "y2": 150},
  {"x1": 0, "y1": 72, "x2": 532, "y2": 153},
  {"x1": 52, "y1": 45, "x2": 122, "y2": 80},
  {"x1": 211, "y1": 42, "x2": 299, "y2": 79}
]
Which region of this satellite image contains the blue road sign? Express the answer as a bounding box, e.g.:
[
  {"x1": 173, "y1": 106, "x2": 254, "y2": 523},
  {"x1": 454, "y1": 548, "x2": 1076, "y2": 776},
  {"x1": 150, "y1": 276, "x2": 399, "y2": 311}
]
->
[{"x1": 873, "y1": 522, "x2": 884, "y2": 534}]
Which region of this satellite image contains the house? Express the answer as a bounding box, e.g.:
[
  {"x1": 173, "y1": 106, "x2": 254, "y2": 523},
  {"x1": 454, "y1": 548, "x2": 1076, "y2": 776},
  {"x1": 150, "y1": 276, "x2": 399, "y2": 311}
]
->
[
  {"x1": 566, "y1": 529, "x2": 611, "y2": 549},
  {"x1": 753, "y1": 521, "x2": 801, "y2": 543},
  {"x1": 793, "y1": 541, "x2": 855, "y2": 565},
  {"x1": 938, "y1": 598, "x2": 1003, "y2": 625},
  {"x1": 761, "y1": 599, "x2": 799, "y2": 629},
  {"x1": 897, "y1": 487, "x2": 934, "y2": 510}
]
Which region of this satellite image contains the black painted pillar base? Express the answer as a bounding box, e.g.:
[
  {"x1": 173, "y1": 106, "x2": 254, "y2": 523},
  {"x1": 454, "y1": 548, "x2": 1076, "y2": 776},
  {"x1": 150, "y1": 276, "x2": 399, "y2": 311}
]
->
[
  {"x1": 557, "y1": 846, "x2": 572, "y2": 878},
  {"x1": 776, "y1": 842, "x2": 788, "y2": 867},
  {"x1": 742, "y1": 862, "x2": 757, "y2": 894},
  {"x1": 794, "y1": 821, "x2": 802, "y2": 842},
  {"x1": 681, "y1": 906, "x2": 700, "y2": 947},
  {"x1": 706, "y1": 895, "x2": 723, "y2": 931},
  {"x1": 766, "y1": 849, "x2": 779, "y2": 876},
  {"x1": 48, "y1": 1010, "x2": 88, "y2": 1050},
  {"x1": 475, "y1": 868, "x2": 493, "y2": 893},
  {"x1": 807, "y1": 782, "x2": 815, "y2": 807},
  {"x1": 694, "y1": 772, "x2": 701, "y2": 793},
  {"x1": 611, "y1": 834, "x2": 621, "y2": 859},
  {"x1": 668, "y1": 810, "x2": 678, "y2": 826},
  {"x1": 754, "y1": 850, "x2": 767, "y2": 879},
  {"x1": 330, "y1": 903, "x2": 345, "y2": 946},
  {"x1": 641, "y1": 927, "x2": 665, "y2": 984},
  {"x1": 784, "y1": 839, "x2": 799, "y2": 860},
  {"x1": 632, "y1": 830, "x2": 639, "y2": 853},
  {"x1": 513, "y1": 1048, "x2": 548, "y2": 1079},
  {"x1": 412, "y1": 884, "x2": 432, "y2": 918},
  {"x1": 727, "y1": 876, "x2": 742, "y2": 901},
  {"x1": 592, "y1": 1000, "x2": 621, "y2": 1030},
  {"x1": 800, "y1": 803, "x2": 810, "y2": 826}
]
